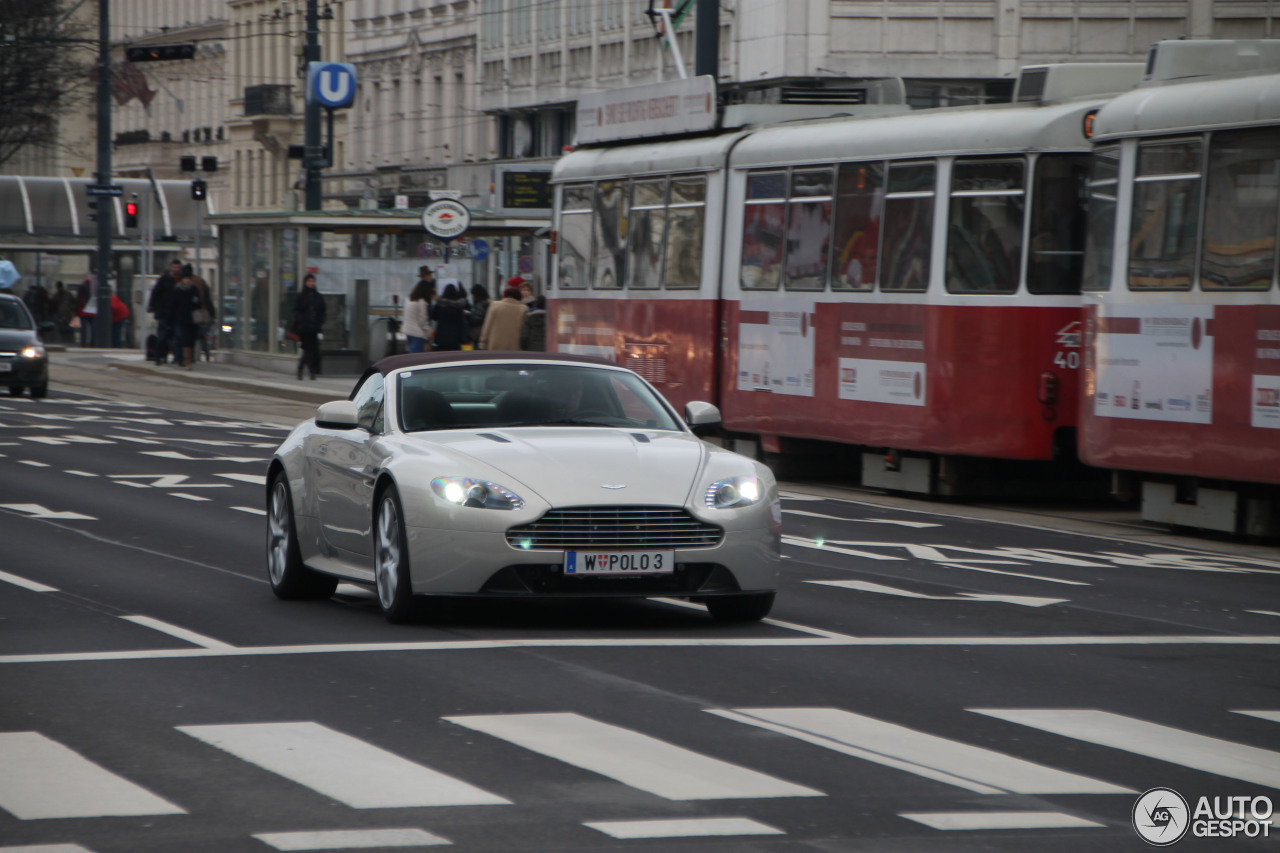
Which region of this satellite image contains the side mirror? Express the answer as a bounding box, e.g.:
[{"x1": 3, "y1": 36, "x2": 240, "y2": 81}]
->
[
  {"x1": 316, "y1": 400, "x2": 360, "y2": 430},
  {"x1": 684, "y1": 401, "x2": 721, "y2": 429}
]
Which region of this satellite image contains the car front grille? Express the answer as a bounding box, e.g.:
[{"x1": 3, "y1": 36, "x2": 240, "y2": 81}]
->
[{"x1": 506, "y1": 506, "x2": 723, "y2": 550}]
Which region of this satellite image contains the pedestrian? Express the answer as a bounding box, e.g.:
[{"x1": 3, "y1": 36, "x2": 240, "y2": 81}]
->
[
  {"x1": 50, "y1": 282, "x2": 74, "y2": 343},
  {"x1": 170, "y1": 266, "x2": 212, "y2": 370},
  {"x1": 466, "y1": 283, "x2": 490, "y2": 345},
  {"x1": 478, "y1": 284, "x2": 528, "y2": 352},
  {"x1": 429, "y1": 283, "x2": 470, "y2": 352},
  {"x1": 109, "y1": 287, "x2": 130, "y2": 348},
  {"x1": 520, "y1": 294, "x2": 547, "y2": 352},
  {"x1": 147, "y1": 259, "x2": 183, "y2": 364},
  {"x1": 402, "y1": 278, "x2": 432, "y2": 354},
  {"x1": 516, "y1": 277, "x2": 535, "y2": 306},
  {"x1": 191, "y1": 274, "x2": 216, "y2": 361},
  {"x1": 75, "y1": 277, "x2": 97, "y2": 347},
  {"x1": 291, "y1": 272, "x2": 326, "y2": 380}
]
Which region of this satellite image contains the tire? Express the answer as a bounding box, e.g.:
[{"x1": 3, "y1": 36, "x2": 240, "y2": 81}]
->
[
  {"x1": 266, "y1": 472, "x2": 337, "y2": 600},
  {"x1": 29, "y1": 381, "x2": 47, "y2": 399},
  {"x1": 705, "y1": 591, "x2": 775, "y2": 623},
  {"x1": 374, "y1": 486, "x2": 416, "y2": 623}
]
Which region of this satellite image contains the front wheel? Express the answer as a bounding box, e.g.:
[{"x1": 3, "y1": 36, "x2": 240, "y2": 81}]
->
[
  {"x1": 266, "y1": 473, "x2": 337, "y2": 600},
  {"x1": 29, "y1": 381, "x2": 47, "y2": 399},
  {"x1": 705, "y1": 592, "x2": 775, "y2": 623},
  {"x1": 375, "y1": 486, "x2": 416, "y2": 623}
]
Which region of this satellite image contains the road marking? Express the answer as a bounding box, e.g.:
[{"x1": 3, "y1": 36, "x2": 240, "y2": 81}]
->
[
  {"x1": 21, "y1": 434, "x2": 113, "y2": 446},
  {"x1": 217, "y1": 472, "x2": 268, "y2": 485},
  {"x1": 0, "y1": 844, "x2": 97, "y2": 852},
  {"x1": 1247, "y1": 610, "x2": 1280, "y2": 618},
  {"x1": 232, "y1": 505, "x2": 267, "y2": 516},
  {"x1": 106, "y1": 434, "x2": 162, "y2": 444},
  {"x1": 253, "y1": 829, "x2": 451, "y2": 850},
  {"x1": 784, "y1": 510, "x2": 940, "y2": 528},
  {"x1": 783, "y1": 536, "x2": 905, "y2": 561},
  {"x1": 585, "y1": 817, "x2": 785, "y2": 839},
  {"x1": 178, "y1": 722, "x2": 510, "y2": 808},
  {"x1": 900, "y1": 811, "x2": 1104, "y2": 831},
  {"x1": 17, "y1": 460, "x2": 49, "y2": 468},
  {"x1": 1233, "y1": 710, "x2": 1280, "y2": 723},
  {"x1": 936, "y1": 562, "x2": 1090, "y2": 586},
  {"x1": 121, "y1": 616, "x2": 234, "y2": 650},
  {"x1": 143, "y1": 451, "x2": 263, "y2": 464},
  {"x1": 108, "y1": 474, "x2": 230, "y2": 489},
  {"x1": 653, "y1": 597, "x2": 855, "y2": 640},
  {"x1": 971, "y1": 709, "x2": 1280, "y2": 790},
  {"x1": 446, "y1": 712, "x2": 822, "y2": 800},
  {"x1": 4, "y1": 634, "x2": 1280, "y2": 666},
  {"x1": 711, "y1": 708, "x2": 1129, "y2": 795},
  {"x1": 0, "y1": 569, "x2": 57, "y2": 593},
  {"x1": 170, "y1": 492, "x2": 211, "y2": 502},
  {"x1": 0, "y1": 503, "x2": 96, "y2": 521},
  {"x1": 0, "y1": 732, "x2": 185, "y2": 819},
  {"x1": 64, "y1": 470, "x2": 98, "y2": 477},
  {"x1": 808, "y1": 580, "x2": 1069, "y2": 608}
]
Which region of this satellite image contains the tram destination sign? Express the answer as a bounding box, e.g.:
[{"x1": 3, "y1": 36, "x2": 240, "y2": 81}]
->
[
  {"x1": 576, "y1": 75, "x2": 717, "y2": 145},
  {"x1": 85, "y1": 184, "x2": 124, "y2": 197}
]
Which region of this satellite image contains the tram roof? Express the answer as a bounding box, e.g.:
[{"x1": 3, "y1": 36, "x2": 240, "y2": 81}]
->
[
  {"x1": 0, "y1": 176, "x2": 211, "y2": 242},
  {"x1": 729, "y1": 98, "x2": 1109, "y2": 169},
  {"x1": 1092, "y1": 72, "x2": 1280, "y2": 140},
  {"x1": 553, "y1": 131, "x2": 752, "y2": 183}
]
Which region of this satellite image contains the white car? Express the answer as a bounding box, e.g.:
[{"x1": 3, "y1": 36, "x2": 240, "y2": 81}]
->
[{"x1": 266, "y1": 353, "x2": 781, "y2": 623}]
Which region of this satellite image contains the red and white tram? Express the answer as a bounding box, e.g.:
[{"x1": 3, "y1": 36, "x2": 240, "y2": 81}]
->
[
  {"x1": 1080, "y1": 40, "x2": 1280, "y2": 535},
  {"x1": 550, "y1": 62, "x2": 1140, "y2": 495}
]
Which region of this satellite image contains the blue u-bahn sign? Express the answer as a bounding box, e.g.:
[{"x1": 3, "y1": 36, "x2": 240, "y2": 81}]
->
[{"x1": 307, "y1": 62, "x2": 357, "y2": 109}]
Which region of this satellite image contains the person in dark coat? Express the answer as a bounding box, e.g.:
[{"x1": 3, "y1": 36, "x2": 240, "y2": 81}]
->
[
  {"x1": 147, "y1": 259, "x2": 183, "y2": 364},
  {"x1": 520, "y1": 294, "x2": 546, "y2": 351},
  {"x1": 467, "y1": 283, "x2": 490, "y2": 345},
  {"x1": 291, "y1": 273, "x2": 326, "y2": 379},
  {"x1": 169, "y1": 266, "x2": 212, "y2": 369},
  {"x1": 429, "y1": 284, "x2": 470, "y2": 352}
]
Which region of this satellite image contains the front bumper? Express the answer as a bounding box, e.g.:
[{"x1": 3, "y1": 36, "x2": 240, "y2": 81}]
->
[{"x1": 0, "y1": 356, "x2": 47, "y2": 387}]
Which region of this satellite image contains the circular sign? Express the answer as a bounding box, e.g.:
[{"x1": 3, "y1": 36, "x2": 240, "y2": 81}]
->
[
  {"x1": 470, "y1": 238, "x2": 490, "y2": 262},
  {"x1": 518, "y1": 255, "x2": 535, "y2": 274},
  {"x1": 421, "y1": 199, "x2": 471, "y2": 241}
]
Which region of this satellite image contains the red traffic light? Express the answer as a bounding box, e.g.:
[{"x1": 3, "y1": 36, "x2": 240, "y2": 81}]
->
[{"x1": 125, "y1": 201, "x2": 139, "y2": 228}]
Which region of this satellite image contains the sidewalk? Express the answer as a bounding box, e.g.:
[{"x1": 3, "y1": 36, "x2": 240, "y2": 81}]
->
[{"x1": 50, "y1": 348, "x2": 359, "y2": 405}]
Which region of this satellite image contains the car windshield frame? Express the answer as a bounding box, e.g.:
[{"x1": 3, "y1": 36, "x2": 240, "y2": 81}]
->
[
  {"x1": 395, "y1": 362, "x2": 685, "y2": 434},
  {"x1": 0, "y1": 297, "x2": 34, "y2": 331}
]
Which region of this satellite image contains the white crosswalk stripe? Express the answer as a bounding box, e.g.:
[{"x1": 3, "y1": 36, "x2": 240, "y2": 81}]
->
[
  {"x1": 709, "y1": 708, "x2": 1132, "y2": 794},
  {"x1": 972, "y1": 708, "x2": 1280, "y2": 790},
  {"x1": 177, "y1": 722, "x2": 510, "y2": 808},
  {"x1": 445, "y1": 712, "x2": 823, "y2": 800},
  {"x1": 0, "y1": 732, "x2": 184, "y2": 820}
]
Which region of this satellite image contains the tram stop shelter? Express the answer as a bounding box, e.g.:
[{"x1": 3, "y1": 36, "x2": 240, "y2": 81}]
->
[{"x1": 209, "y1": 207, "x2": 550, "y2": 375}]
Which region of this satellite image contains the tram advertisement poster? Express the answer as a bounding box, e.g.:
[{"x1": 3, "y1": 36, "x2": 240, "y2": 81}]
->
[
  {"x1": 1253, "y1": 309, "x2": 1280, "y2": 429},
  {"x1": 835, "y1": 304, "x2": 927, "y2": 406},
  {"x1": 737, "y1": 300, "x2": 816, "y2": 397},
  {"x1": 1093, "y1": 305, "x2": 1214, "y2": 424}
]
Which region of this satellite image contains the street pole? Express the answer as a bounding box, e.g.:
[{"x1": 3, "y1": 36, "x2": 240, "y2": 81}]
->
[
  {"x1": 303, "y1": 0, "x2": 322, "y2": 210},
  {"x1": 94, "y1": 0, "x2": 113, "y2": 347},
  {"x1": 695, "y1": 0, "x2": 719, "y2": 80}
]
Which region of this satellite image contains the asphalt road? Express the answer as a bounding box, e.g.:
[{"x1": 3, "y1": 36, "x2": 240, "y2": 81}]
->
[{"x1": 1, "y1": 364, "x2": 1278, "y2": 853}]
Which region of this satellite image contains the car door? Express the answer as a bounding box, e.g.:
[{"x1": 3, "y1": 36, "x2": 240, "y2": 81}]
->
[{"x1": 312, "y1": 373, "x2": 385, "y2": 561}]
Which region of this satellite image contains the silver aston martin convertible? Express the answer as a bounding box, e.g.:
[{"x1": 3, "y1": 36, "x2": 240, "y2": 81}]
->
[{"x1": 266, "y1": 352, "x2": 781, "y2": 623}]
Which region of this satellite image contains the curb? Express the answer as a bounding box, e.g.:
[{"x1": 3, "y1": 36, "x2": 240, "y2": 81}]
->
[{"x1": 110, "y1": 360, "x2": 352, "y2": 405}]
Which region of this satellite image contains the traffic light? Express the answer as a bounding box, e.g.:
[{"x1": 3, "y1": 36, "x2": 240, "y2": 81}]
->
[
  {"x1": 191, "y1": 179, "x2": 207, "y2": 201},
  {"x1": 125, "y1": 198, "x2": 139, "y2": 228},
  {"x1": 125, "y1": 44, "x2": 197, "y2": 63}
]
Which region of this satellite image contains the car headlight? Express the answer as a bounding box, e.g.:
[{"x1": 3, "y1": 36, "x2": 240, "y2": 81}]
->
[
  {"x1": 431, "y1": 476, "x2": 525, "y2": 510},
  {"x1": 20, "y1": 346, "x2": 44, "y2": 359},
  {"x1": 221, "y1": 324, "x2": 233, "y2": 333},
  {"x1": 704, "y1": 475, "x2": 762, "y2": 509}
]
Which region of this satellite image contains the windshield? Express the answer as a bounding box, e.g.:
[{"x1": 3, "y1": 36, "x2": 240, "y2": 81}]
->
[
  {"x1": 397, "y1": 363, "x2": 684, "y2": 433},
  {"x1": 0, "y1": 298, "x2": 33, "y2": 330}
]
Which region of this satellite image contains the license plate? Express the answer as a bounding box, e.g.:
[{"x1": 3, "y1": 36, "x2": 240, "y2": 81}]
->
[
  {"x1": 564, "y1": 550, "x2": 674, "y2": 575},
  {"x1": 0, "y1": 362, "x2": 10, "y2": 372}
]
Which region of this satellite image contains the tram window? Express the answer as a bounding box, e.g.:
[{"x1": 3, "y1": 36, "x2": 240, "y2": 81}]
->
[
  {"x1": 946, "y1": 157, "x2": 1025, "y2": 294},
  {"x1": 832, "y1": 162, "x2": 883, "y2": 292},
  {"x1": 741, "y1": 171, "x2": 787, "y2": 290},
  {"x1": 882, "y1": 162, "x2": 935, "y2": 292},
  {"x1": 1028, "y1": 154, "x2": 1090, "y2": 294},
  {"x1": 786, "y1": 169, "x2": 833, "y2": 291},
  {"x1": 1201, "y1": 128, "x2": 1278, "y2": 291},
  {"x1": 557, "y1": 183, "x2": 593, "y2": 290},
  {"x1": 627, "y1": 179, "x2": 667, "y2": 290},
  {"x1": 1083, "y1": 146, "x2": 1120, "y2": 292},
  {"x1": 665, "y1": 177, "x2": 706, "y2": 289},
  {"x1": 592, "y1": 181, "x2": 625, "y2": 290},
  {"x1": 1128, "y1": 139, "x2": 1202, "y2": 290}
]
